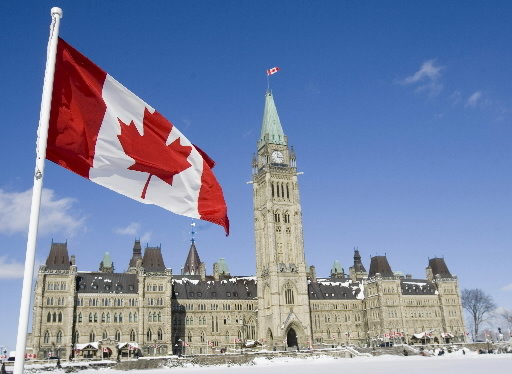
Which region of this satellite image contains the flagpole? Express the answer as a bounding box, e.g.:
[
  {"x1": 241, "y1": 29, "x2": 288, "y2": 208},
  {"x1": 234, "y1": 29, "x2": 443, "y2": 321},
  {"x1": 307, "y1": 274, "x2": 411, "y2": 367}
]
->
[{"x1": 14, "y1": 7, "x2": 62, "y2": 374}]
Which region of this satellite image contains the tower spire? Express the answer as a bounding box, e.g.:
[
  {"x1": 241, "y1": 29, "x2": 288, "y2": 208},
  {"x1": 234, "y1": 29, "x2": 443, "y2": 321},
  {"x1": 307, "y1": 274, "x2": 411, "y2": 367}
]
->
[{"x1": 259, "y1": 91, "x2": 286, "y2": 148}]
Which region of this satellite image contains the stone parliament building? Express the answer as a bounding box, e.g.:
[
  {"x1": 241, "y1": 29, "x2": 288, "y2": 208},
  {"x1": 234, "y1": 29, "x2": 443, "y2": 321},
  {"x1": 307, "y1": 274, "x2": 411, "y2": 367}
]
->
[{"x1": 29, "y1": 91, "x2": 466, "y2": 359}]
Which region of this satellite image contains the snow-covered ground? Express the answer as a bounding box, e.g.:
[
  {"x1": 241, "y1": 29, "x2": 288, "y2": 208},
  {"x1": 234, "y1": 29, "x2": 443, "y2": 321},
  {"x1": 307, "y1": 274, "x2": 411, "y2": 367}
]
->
[{"x1": 29, "y1": 352, "x2": 512, "y2": 374}]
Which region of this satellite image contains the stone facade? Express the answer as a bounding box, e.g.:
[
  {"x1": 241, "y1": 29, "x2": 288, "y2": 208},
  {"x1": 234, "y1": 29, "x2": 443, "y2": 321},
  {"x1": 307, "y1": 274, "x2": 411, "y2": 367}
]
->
[{"x1": 29, "y1": 90, "x2": 465, "y2": 359}]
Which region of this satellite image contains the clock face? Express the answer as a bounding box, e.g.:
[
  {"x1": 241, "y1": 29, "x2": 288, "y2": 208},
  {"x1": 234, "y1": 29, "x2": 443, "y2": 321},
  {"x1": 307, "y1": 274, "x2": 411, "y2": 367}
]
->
[{"x1": 271, "y1": 151, "x2": 284, "y2": 163}]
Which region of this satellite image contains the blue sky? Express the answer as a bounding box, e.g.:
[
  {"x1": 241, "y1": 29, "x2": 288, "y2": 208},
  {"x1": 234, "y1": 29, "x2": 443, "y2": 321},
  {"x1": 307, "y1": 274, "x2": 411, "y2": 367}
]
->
[{"x1": 1, "y1": 1, "x2": 511, "y2": 350}]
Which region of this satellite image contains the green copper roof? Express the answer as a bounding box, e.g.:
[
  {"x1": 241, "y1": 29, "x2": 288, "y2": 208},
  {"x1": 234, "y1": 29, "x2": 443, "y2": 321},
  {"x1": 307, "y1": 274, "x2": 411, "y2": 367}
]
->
[
  {"x1": 102, "y1": 252, "x2": 113, "y2": 268},
  {"x1": 217, "y1": 258, "x2": 229, "y2": 274},
  {"x1": 331, "y1": 260, "x2": 343, "y2": 274},
  {"x1": 259, "y1": 91, "x2": 286, "y2": 146}
]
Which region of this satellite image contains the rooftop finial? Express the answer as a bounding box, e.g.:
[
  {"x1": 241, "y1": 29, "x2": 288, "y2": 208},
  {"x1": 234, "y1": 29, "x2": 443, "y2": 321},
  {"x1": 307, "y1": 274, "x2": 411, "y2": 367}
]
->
[{"x1": 191, "y1": 220, "x2": 196, "y2": 244}]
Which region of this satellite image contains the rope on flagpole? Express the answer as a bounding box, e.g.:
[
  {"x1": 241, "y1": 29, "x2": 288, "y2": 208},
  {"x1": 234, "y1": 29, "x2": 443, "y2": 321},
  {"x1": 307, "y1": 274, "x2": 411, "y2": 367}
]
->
[{"x1": 13, "y1": 7, "x2": 63, "y2": 374}]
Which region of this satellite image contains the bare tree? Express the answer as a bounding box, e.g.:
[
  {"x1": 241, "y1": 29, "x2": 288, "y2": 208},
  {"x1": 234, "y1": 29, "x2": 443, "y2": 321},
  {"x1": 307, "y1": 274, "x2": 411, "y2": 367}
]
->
[
  {"x1": 498, "y1": 308, "x2": 512, "y2": 337},
  {"x1": 461, "y1": 288, "x2": 496, "y2": 341}
]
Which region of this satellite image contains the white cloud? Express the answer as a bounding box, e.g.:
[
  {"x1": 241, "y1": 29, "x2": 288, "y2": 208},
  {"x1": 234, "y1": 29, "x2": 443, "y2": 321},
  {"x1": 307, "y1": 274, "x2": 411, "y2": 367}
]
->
[
  {"x1": 401, "y1": 59, "x2": 444, "y2": 96},
  {"x1": 0, "y1": 256, "x2": 25, "y2": 279},
  {"x1": 466, "y1": 91, "x2": 482, "y2": 107},
  {"x1": 0, "y1": 188, "x2": 85, "y2": 236},
  {"x1": 114, "y1": 222, "x2": 141, "y2": 236},
  {"x1": 501, "y1": 283, "x2": 512, "y2": 291}
]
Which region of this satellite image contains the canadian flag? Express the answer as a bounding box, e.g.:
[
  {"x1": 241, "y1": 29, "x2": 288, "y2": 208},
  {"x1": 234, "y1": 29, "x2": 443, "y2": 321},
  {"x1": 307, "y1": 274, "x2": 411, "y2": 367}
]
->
[
  {"x1": 47, "y1": 38, "x2": 229, "y2": 234},
  {"x1": 266, "y1": 66, "x2": 280, "y2": 75}
]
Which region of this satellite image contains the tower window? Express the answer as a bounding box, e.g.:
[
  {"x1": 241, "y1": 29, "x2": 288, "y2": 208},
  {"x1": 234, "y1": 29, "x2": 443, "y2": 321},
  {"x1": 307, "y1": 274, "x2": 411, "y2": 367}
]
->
[{"x1": 284, "y1": 283, "x2": 295, "y2": 304}]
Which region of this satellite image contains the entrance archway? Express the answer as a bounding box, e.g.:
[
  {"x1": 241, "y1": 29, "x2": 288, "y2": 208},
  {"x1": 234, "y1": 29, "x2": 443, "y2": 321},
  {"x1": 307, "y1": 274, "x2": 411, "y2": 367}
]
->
[{"x1": 287, "y1": 328, "x2": 298, "y2": 348}]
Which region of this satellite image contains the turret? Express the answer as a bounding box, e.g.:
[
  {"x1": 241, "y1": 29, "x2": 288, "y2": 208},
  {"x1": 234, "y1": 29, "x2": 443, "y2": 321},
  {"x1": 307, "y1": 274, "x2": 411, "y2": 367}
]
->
[
  {"x1": 128, "y1": 239, "x2": 143, "y2": 269},
  {"x1": 349, "y1": 248, "x2": 368, "y2": 281},
  {"x1": 45, "y1": 241, "x2": 71, "y2": 270},
  {"x1": 99, "y1": 251, "x2": 114, "y2": 273}
]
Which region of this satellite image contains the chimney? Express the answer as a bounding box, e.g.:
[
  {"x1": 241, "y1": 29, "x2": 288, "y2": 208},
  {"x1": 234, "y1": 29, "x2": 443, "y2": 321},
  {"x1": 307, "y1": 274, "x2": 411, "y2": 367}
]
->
[
  {"x1": 199, "y1": 262, "x2": 206, "y2": 281},
  {"x1": 213, "y1": 262, "x2": 220, "y2": 281},
  {"x1": 309, "y1": 265, "x2": 317, "y2": 283}
]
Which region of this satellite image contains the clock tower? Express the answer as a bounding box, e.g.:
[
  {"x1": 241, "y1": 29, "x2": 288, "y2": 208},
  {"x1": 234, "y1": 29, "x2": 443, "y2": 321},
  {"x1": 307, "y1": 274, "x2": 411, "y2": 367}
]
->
[{"x1": 252, "y1": 91, "x2": 311, "y2": 349}]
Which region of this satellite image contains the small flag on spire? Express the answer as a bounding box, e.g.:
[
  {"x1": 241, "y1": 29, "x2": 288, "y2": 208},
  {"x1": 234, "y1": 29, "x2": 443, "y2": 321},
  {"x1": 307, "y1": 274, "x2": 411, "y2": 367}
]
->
[{"x1": 266, "y1": 67, "x2": 280, "y2": 76}]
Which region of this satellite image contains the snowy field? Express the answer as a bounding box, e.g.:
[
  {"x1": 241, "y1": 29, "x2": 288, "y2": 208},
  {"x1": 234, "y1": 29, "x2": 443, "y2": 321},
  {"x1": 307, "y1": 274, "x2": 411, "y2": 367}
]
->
[{"x1": 34, "y1": 352, "x2": 512, "y2": 374}]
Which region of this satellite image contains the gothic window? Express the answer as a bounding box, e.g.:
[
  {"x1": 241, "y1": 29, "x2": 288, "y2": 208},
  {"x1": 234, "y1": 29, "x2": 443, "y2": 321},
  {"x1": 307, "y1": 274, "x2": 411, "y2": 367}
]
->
[
  {"x1": 89, "y1": 331, "x2": 95, "y2": 342},
  {"x1": 107, "y1": 312, "x2": 111, "y2": 323},
  {"x1": 75, "y1": 330, "x2": 80, "y2": 344},
  {"x1": 47, "y1": 312, "x2": 51, "y2": 323},
  {"x1": 78, "y1": 312, "x2": 82, "y2": 323},
  {"x1": 44, "y1": 331, "x2": 50, "y2": 344},
  {"x1": 114, "y1": 313, "x2": 118, "y2": 323},
  {"x1": 200, "y1": 331, "x2": 205, "y2": 343},
  {"x1": 119, "y1": 313, "x2": 123, "y2": 323},
  {"x1": 147, "y1": 329, "x2": 152, "y2": 341},
  {"x1": 248, "y1": 320, "x2": 256, "y2": 340},
  {"x1": 89, "y1": 313, "x2": 93, "y2": 323},
  {"x1": 102, "y1": 331, "x2": 108, "y2": 340},
  {"x1": 130, "y1": 330, "x2": 136, "y2": 341},
  {"x1": 134, "y1": 312, "x2": 138, "y2": 322},
  {"x1": 53, "y1": 312, "x2": 57, "y2": 323},
  {"x1": 115, "y1": 330, "x2": 121, "y2": 341},
  {"x1": 94, "y1": 313, "x2": 98, "y2": 323},
  {"x1": 284, "y1": 283, "x2": 295, "y2": 305},
  {"x1": 158, "y1": 329, "x2": 163, "y2": 341},
  {"x1": 281, "y1": 183, "x2": 285, "y2": 198},
  {"x1": 58, "y1": 312, "x2": 62, "y2": 323},
  {"x1": 276, "y1": 183, "x2": 280, "y2": 198},
  {"x1": 101, "y1": 313, "x2": 105, "y2": 323},
  {"x1": 271, "y1": 183, "x2": 275, "y2": 197},
  {"x1": 286, "y1": 183, "x2": 290, "y2": 199},
  {"x1": 149, "y1": 313, "x2": 153, "y2": 323},
  {"x1": 129, "y1": 312, "x2": 133, "y2": 322}
]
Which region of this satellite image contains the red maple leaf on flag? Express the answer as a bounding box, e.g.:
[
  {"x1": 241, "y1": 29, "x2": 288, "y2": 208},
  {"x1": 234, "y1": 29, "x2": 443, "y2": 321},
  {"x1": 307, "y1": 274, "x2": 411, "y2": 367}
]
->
[{"x1": 117, "y1": 108, "x2": 192, "y2": 199}]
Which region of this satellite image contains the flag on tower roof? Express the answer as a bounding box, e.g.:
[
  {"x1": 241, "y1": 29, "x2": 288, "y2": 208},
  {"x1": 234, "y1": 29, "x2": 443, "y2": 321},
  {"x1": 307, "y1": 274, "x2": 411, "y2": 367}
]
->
[{"x1": 266, "y1": 66, "x2": 280, "y2": 75}]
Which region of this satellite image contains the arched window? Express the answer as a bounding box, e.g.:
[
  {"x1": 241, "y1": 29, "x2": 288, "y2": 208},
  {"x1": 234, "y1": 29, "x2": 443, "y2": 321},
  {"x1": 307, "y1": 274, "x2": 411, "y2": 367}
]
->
[
  {"x1": 149, "y1": 313, "x2": 153, "y2": 322},
  {"x1": 119, "y1": 313, "x2": 123, "y2": 323},
  {"x1": 103, "y1": 330, "x2": 108, "y2": 340},
  {"x1": 247, "y1": 320, "x2": 256, "y2": 340},
  {"x1": 115, "y1": 330, "x2": 121, "y2": 341},
  {"x1": 58, "y1": 312, "x2": 62, "y2": 323},
  {"x1": 200, "y1": 331, "x2": 205, "y2": 343},
  {"x1": 44, "y1": 331, "x2": 50, "y2": 344},
  {"x1": 94, "y1": 313, "x2": 98, "y2": 323},
  {"x1": 157, "y1": 328, "x2": 163, "y2": 341},
  {"x1": 130, "y1": 330, "x2": 136, "y2": 341},
  {"x1": 147, "y1": 329, "x2": 152, "y2": 341},
  {"x1": 129, "y1": 312, "x2": 133, "y2": 323},
  {"x1": 75, "y1": 330, "x2": 80, "y2": 344},
  {"x1": 52, "y1": 312, "x2": 57, "y2": 322},
  {"x1": 101, "y1": 312, "x2": 106, "y2": 323},
  {"x1": 158, "y1": 312, "x2": 161, "y2": 322},
  {"x1": 134, "y1": 312, "x2": 138, "y2": 322},
  {"x1": 89, "y1": 331, "x2": 95, "y2": 343},
  {"x1": 114, "y1": 313, "x2": 118, "y2": 323},
  {"x1": 47, "y1": 312, "x2": 51, "y2": 323}
]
